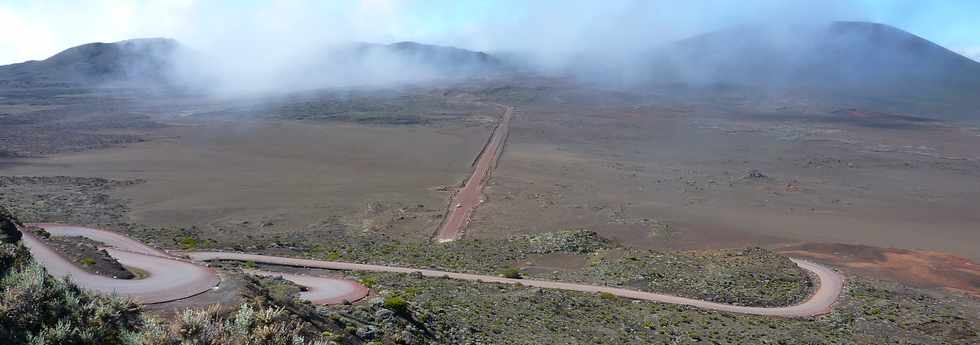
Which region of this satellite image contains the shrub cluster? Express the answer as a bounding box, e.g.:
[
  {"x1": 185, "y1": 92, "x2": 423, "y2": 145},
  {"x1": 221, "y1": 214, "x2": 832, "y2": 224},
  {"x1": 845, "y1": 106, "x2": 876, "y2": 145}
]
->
[{"x1": 0, "y1": 242, "x2": 333, "y2": 345}]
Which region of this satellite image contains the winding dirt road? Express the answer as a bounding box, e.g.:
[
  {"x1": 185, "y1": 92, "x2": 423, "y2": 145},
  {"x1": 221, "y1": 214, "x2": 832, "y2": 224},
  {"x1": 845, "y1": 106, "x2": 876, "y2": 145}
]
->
[
  {"x1": 187, "y1": 251, "x2": 842, "y2": 317},
  {"x1": 22, "y1": 224, "x2": 842, "y2": 316},
  {"x1": 20, "y1": 225, "x2": 219, "y2": 304},
  {"x1": 435, "y1": 104, "x2": 513, "y2": 242},
  {"x1": 246, "y1": 269, "x2": 369, "y2": 304}
]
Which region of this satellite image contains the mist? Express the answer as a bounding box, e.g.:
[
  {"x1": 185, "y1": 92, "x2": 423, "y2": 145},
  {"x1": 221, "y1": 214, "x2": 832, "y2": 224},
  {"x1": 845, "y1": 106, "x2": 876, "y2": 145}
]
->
[
  {"x1": 18, "y1": 0, "x2": 980, "y2": 97},
  {"x1": 113, "y1": 0, "x2": 876, "y2": 95}
]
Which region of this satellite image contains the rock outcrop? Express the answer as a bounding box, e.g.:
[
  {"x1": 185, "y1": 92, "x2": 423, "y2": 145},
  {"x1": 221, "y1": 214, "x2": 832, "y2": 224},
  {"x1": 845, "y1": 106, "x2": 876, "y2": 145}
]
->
[{"x1": 0, "y1": 205, "x2": 23, "y2": 243}]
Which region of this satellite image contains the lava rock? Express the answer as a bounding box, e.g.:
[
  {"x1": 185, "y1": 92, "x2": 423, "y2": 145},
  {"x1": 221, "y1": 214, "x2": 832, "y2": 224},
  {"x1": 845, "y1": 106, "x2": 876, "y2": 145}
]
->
[{"x1": 0, "y1": 205, "x2": 23, "y2": 244}]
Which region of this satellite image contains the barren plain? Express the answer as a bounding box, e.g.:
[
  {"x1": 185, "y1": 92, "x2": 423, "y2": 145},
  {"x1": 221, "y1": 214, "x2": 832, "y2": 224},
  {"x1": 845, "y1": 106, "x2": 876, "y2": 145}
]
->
[{"x1": 467, "y1": 83, "x2": 980, "y2": 263}]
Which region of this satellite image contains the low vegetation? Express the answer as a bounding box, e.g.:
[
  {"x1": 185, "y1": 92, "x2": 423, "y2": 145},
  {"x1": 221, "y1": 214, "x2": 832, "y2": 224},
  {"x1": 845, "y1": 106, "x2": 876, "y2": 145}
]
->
[
  {"x1": 544, "y1": 247, "x2": 812, "y2": 307},
  {"x1": 382, "y1": 296, "x2": 410, "y2": 315},
  {"x1": 0, "y1": 236, "x2": 464, "y2": 344},
  {"x1": 0, "y1": 173, "x2": 812, "y2": 306},
  {"x1": 1, "y1": 241, "x2": 341, "y2": 344},
  {"x1": 270, "y1": 229, "x2": 811, "y2": 307},
  {"x1": 499, "y1": 267, "x2": 522, "y2": 279},
  {"x1": 38, "y1": 234, "x2": 136, "y2": 279},
  {"x1": 2, "y1": 201, "x2": 978, "y2": 344},
  {"x1": 0, "y1": 176, "x2": 141, "y2": 225},
  {"x1": 1, "y1": 242, "x2": 143, "y2": 344},
  {"x1": 350, "y1": 271, "x2": 979, "y2": 344}
]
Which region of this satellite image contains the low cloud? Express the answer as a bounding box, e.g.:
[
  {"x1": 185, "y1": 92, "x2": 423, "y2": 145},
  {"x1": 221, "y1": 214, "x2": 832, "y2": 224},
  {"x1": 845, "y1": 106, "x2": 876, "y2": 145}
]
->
[{"x1": 957, "y1": 47, "x2": 980, "y2": 62}]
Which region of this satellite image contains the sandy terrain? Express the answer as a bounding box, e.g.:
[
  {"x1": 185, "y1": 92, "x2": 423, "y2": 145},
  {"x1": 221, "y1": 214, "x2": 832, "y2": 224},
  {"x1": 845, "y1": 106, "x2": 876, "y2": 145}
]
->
[
  {"x1": 2, "y1": 117, "x2": 489, "y2": 241},
  {"x1": 467, "y1": 85, "x2": 980, "y2": 262}
]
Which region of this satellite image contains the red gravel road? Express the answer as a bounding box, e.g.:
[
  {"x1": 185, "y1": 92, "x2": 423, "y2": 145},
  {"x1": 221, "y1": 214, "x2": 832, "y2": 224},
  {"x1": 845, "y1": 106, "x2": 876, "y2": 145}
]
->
[
  {"x1": 187, "y1": 252, "x2": 843, "y2": 317},
  {"x1": 246, "y1": 269, "x2": 369, "y2": 304},
  {"x1": 434, "y1": 104, "x2": 513, "y2": 242}
]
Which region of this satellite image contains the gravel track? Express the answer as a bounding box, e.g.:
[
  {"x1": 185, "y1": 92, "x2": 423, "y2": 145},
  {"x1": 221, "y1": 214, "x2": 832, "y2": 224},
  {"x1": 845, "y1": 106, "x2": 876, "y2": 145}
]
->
[
  {"x1": 22, "y1": 222, "x2": 842, "y2": 314},
  {"x1": 187, "y1": 251, "x2": 842, "y2": 317},
  {"x1": 434, "y1": 104, "x2": 513, "y2": 242}
]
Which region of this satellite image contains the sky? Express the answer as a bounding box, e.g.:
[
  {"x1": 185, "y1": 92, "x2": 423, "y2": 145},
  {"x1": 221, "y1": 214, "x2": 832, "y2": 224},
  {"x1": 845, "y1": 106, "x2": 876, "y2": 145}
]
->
[{"x1": 0, "y1": 0, "x2": 978, "y2": 65}]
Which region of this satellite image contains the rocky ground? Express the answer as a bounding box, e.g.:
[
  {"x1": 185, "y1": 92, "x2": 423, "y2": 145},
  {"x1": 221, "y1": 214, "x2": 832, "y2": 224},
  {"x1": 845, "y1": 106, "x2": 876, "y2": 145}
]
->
[
  {"x1": 0, "y1": 176, "x2": 140, "y2": 224},
  {"x1": 351, "y1": 271, "x2": 978, "y2": 344},
  {"x1": 0, "y1": 93, "x2": 167, "y2": 157},
  {"x1": 533, "y1": 246, "x2": 812, "y2": 307},
  {"x1": 225, "y1": 263, "x2": 977, "y2": 344},
  {"x1": 0, "y1": 205, "x2": 22, "y2": 243},
  {"x1": 205, "y1": 228, "x2": 811, "y2": 307},
  {"x1": 192, "y1": 87, "x2": 501, "y2": 128}
]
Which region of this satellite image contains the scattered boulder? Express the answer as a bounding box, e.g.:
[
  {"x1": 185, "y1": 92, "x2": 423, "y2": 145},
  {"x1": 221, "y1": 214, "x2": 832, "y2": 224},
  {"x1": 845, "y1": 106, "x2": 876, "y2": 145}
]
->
[
  {"x1": 521, "y1": 230, "x2": 611, "y2": 254},
  {"x1": 734, "y1": 169, "x2": 773, "y2": 184},
  {"x1": 745, "y1": 169, "x2": 768, "y2": 179}
]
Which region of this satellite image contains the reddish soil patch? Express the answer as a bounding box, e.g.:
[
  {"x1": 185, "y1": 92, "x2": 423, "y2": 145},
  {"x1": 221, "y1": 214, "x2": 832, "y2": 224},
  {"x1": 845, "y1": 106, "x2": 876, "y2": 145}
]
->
[{"x1": 780, "y1": 243, "x2": 980, "y2": 298}]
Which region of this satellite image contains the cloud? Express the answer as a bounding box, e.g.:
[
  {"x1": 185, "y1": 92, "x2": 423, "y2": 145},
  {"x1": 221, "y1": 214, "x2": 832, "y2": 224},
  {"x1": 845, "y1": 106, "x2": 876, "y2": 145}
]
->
[
  {"x1": 0, "y1": 6, "x2": 59, "y2": 63},
  {"x1": 0, "y1": 0, "x2": 869, "y2": 66},
  {"x1": 0, "y1": 0, "x2": 195, "y2": 64},
  {"x1": 957, "y1": 46, "x2": 980, "y2": 62},
  {"x1": 3, "y1": 0, "x2": 977, "y2": 94}
]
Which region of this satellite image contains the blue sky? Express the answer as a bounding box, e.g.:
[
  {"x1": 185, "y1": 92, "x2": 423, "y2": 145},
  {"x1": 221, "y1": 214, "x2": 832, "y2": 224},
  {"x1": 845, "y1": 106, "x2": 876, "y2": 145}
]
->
[
  {"x1": 859, "y1": 0, "x2": 980, "y2": 57},
  {"x1": 0, "y1": 0, "x2": 978, "y2": 64}
]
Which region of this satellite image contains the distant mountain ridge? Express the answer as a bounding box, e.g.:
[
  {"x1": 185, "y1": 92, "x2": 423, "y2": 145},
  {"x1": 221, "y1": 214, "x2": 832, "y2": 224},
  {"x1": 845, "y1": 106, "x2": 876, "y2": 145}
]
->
[
  {"x1": 377, "y1": 41, "x2": 498, "y2": 69},
  {"x1": 0, "y1": 39, "x2": 503, "y2": 90},
  {"x1": 651, "y1": 21, "x2": 980, "y2": 90},
  {"x1": 0, "y1": 38, "x2": 183, "y2": 87},
  {"x1": 3, "y1": 22, "x2": 979, "y2": 103}
]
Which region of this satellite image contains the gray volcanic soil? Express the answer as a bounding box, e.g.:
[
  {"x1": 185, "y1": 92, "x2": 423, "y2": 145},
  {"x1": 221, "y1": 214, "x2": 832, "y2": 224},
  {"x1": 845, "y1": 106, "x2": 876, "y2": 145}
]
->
[
  {"x1": 466, "y1": 82, "x2": 980, "y2": 262},
  {"x1": 0, "y1": 90, "x2": 496, "y2": 245}
]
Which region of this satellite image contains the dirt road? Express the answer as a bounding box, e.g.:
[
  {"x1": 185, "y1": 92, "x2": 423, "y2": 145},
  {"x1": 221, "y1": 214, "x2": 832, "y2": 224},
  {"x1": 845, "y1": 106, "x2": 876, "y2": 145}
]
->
[
  {"x1": 246, "y1": 270, "x2": 369, "y2": 304},
  {"x1": 25, "y1": 224, "x2": 841, "y2": 316},
  {"x1": 435, "y1": 104, "x2": 513, "y2": 242},
  {"x1": 187, "y1": 251, "x2": 842, "y2": 317},
  {"x1": 20, "y1": 225, "x2": 219, "y2": 304}
]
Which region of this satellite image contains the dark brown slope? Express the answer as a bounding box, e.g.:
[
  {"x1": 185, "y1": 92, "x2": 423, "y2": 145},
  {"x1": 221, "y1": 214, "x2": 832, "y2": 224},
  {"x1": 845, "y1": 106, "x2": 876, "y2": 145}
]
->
[
  {"x1": 322, "y1": 41, "x2": 505, "y2": 78},
  {"x1": 644, "y1": 21, "x2": 980, "y2": 120},
  {"x1": 0, "y1": 38, "x2": 183, "y2": 87},
  {"x1": 658, "y1": 21, "x2": 980, "y2": 88},
  {"x1": 0, "y1": 39, "x2": 505, "y2": 90}
]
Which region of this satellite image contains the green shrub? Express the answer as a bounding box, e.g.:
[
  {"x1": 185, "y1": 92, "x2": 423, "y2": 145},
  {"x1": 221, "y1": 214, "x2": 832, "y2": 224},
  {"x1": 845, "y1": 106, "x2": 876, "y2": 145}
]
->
[
  {"x1": 1, "y1": 244, "x2": 334, "y2": 345},
  {"x1": 499, "y1": 267, "x2": 522, "y2": 279},
  {"x1": 383, "y1": 296, "x2": 410, "y2": 315},
  {"x1": 359, "y1": 276, "x2": 378, "y2": 288},
  {"x1": 79, "y1": 257, "x2": 97, "y2": 266},
  {"x1": 0, "y1": 259, "x2": 143, "y2": 343},
  {"x1": 0, "y1": 243, "x2": 30, "y2": 274},
  {"x1": 599, "y1": 292, "x2": 618, "y2": 301},
  {"x1": 177, "y1": 236, "x2": 198, "y2": 250},
  {"x1": 34, "y1": 228, "x2": 51, "y2": 239}
]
